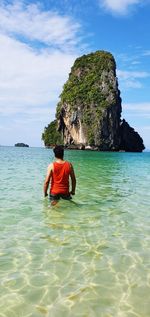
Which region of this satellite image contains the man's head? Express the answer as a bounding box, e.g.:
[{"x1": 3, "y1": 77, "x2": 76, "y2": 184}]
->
[{"x1": 53, "y1": 145, "x2": 64, "y2": 159}]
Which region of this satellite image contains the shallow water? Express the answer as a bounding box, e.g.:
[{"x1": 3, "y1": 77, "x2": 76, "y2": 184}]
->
[{"x1": 0, "y1": 146, "x2": 150, "y2": 317}]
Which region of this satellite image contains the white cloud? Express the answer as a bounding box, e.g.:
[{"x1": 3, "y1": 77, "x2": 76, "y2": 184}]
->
[
  {"x1": 0, "y1": 34, "x2": 76, "y2": 114},
  {"x1": 123, "y1": 102, "x2": 150, "y2": 110},
  {"x1": 122, "y1": 102, "x2": 150, "y2": 149},
  {"x1": 131, "y1": 60, "x2": 140, "y2": 65},
  {"x1": 143, "y1": 50, "x2": 150, "y2": 56},
  {"x1": 142, "y1": 126, "x2": 150, "y2": 131},
  {"x1": 0, "y1": 1, "x2": 81, "y2": 50},
  {"x1": 1, "y1": 34, "x2": 76, "y2": 100},
  {"x1": 100, "y1": 0, "x2": 142, "y2": 15},
  {"x1": 117, "y1": 70, "x2": 149, "y2": 79},
  {"x1": 123, "y1": 102, "x2": 150, "y2": 114},
  {"x1": 117, "y1": 69, "x2": 149, "y2": 89},
  {"x1": 0, "y1": 1, "x2": 82, "y2": 145}
]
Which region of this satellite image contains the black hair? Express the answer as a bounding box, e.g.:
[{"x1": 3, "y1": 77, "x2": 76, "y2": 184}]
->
[{"x1": 53, "y1": 145, "x2": 64, "y2": 159}]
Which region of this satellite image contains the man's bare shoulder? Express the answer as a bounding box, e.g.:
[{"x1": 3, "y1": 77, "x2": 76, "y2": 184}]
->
[
  {"x1": 67, "y1": 162, "x2": 73, "y2": 169},
  {"x1": 47, "y1": 163, "x2": 53, "y2": 172}
]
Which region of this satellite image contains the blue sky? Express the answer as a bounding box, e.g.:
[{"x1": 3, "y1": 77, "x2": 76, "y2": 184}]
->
[{"x1": 0, "y1": 0, "x2": 150, "y2": 148}]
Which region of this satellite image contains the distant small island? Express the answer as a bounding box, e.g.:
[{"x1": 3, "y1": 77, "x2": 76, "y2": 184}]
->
[{"x1": 15, "y1": 143, "x2": 29, "y2": 147}]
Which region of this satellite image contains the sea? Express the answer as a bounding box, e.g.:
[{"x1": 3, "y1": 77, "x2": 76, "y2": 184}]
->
[{"x1": 0, "y1": 146, "x2": 150, "y2": 317}]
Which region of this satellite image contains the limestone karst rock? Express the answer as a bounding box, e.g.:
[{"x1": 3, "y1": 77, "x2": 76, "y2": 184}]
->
[
  {"x1": 119, "y1": 119, "x2": 145, "y2": 152},
  {"x1": 42, "y1": 50, "x2": 145, "y2": 152}
]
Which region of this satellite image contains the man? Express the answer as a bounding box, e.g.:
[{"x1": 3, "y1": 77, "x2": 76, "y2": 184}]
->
[{"x1": 44, "y1": 145, "x2": 76, "y2": 204}]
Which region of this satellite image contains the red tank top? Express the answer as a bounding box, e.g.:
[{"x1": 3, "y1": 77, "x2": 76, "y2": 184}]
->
[{"x1": 50, "y1": 161, "x2": 71, "y2": 195}]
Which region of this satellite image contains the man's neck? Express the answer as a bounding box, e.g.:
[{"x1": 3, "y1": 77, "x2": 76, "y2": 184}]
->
[{"x1": 55, "y1": 158, "x2": 64, "y2": 163}]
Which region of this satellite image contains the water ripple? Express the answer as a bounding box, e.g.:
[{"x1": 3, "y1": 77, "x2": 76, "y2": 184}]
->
[{"x1": 0, "y1": 148, "x2": 150, "y2": 316}]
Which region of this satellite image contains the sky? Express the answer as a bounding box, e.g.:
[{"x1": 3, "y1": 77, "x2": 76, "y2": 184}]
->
[{"x1": 0, "y1": 0, "x2": 150, "y2": 148}]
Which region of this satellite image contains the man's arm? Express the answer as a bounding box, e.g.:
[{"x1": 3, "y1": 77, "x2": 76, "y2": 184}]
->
[
  {"x1": 69, "y1": 163, "x2": 76, "y2": 195},
  {"x1": 43, "y1": 163, "x2": 53, "y2": 197}
]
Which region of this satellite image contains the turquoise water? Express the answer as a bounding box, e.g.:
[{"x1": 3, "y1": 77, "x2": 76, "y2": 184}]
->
[{"x1": 0, "y1": 146, "x2": 150, "y2": 317}]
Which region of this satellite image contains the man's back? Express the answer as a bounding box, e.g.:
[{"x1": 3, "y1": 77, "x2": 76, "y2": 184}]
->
[
  {"x1": 50, "y1": 161, "x2": 71, "y2": 195},
  {"x1": 43, "y1": 145, "x2": 76, "y2": 204}
]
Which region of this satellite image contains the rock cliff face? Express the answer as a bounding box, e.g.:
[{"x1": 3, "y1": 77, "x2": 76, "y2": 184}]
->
[
  {"x1": 120, "y1": 120, "x2": 144, "y2": 152},
  {"x1": 42, "y1": 50, "x2": 145, "y2": 152},
  {"x1": 57, "y1": 51, "x2": 122, "y2": 150}
]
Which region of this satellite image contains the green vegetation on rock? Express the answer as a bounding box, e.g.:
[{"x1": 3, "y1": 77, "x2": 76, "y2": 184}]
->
[
  {"x1": 15, "y1": 143, "x2": 29, "y2": 147},
  {"x1": 42, "y1": 120, "x2": 63, "y2": 146},
  {"x1": 58, "y1": 50, "x2": 116, "y2": 108},
  {"x1": 55, "y1": 51, "x2": 118, "y2": 143},
  {"x1": 43, "y1": 51, "x2": 118, "y2": 147},
  {"x1": 42, "y1": 50, "x2": 145, "y2": 151}
]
